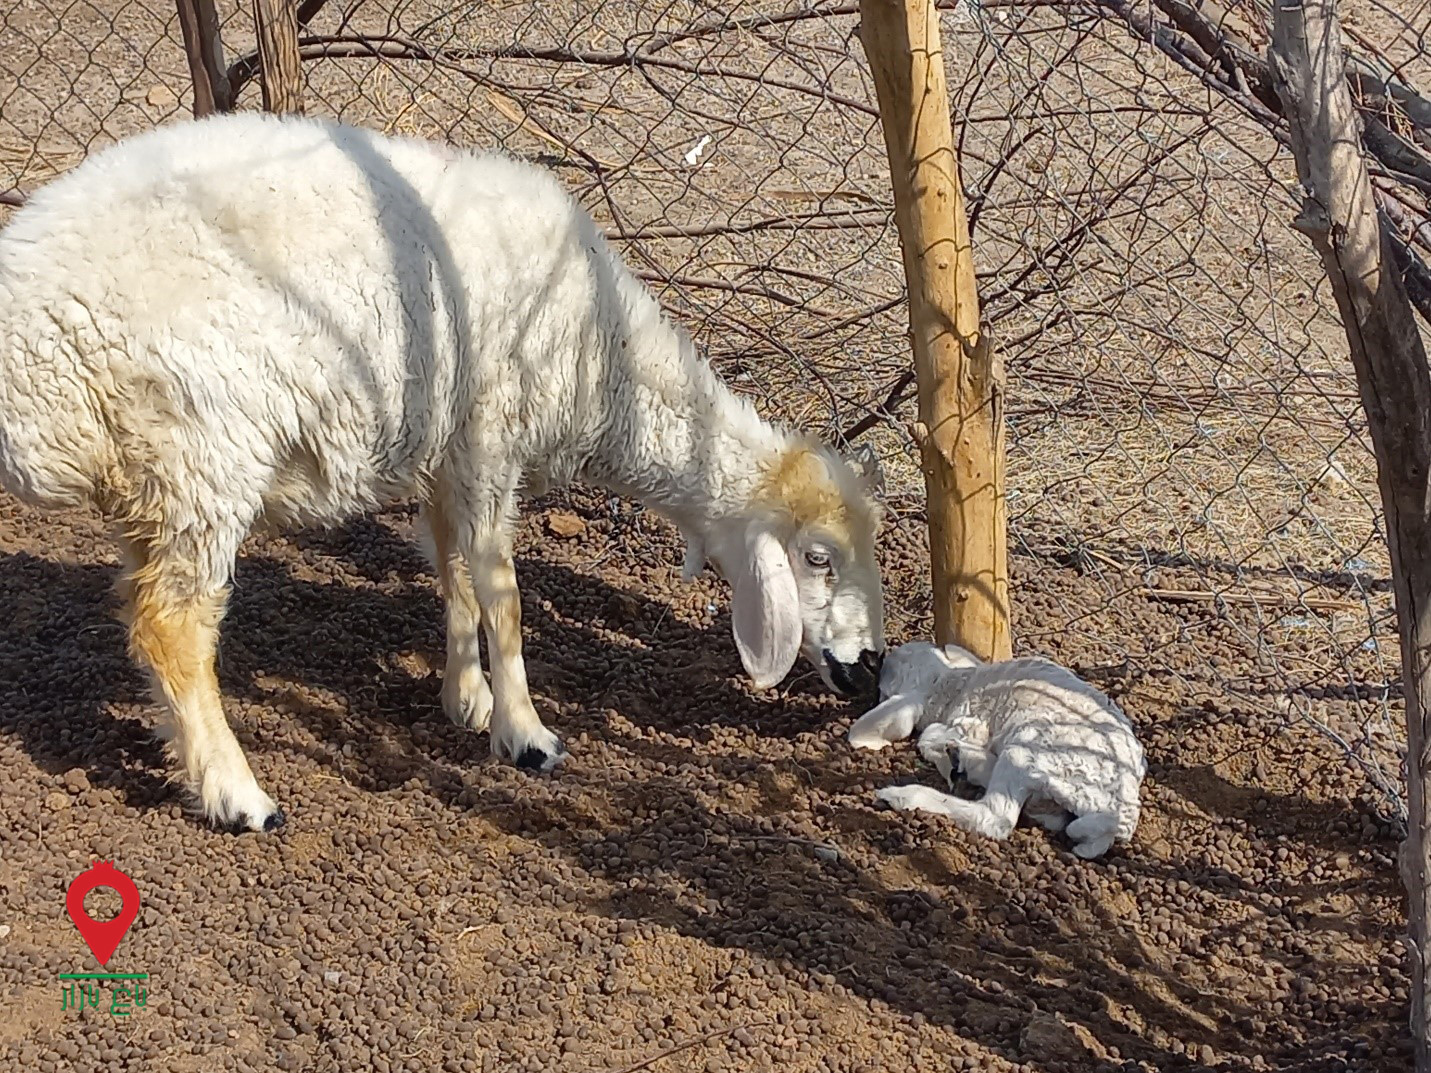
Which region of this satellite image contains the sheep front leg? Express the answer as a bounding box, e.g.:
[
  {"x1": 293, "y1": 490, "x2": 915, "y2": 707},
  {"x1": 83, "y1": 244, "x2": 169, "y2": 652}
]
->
[
  {"x1": 877, "y1": 759, "x2": 1031, "y2": 841},
  {"x1": 422, "y1": 502, "x2": 494, "y2": 732},
  {"x1": 465, "y1": 541, "x2": 567, "y2": 773},
  {"x1": 916, "y1": 723, "x2": 994, "y2": 787}
]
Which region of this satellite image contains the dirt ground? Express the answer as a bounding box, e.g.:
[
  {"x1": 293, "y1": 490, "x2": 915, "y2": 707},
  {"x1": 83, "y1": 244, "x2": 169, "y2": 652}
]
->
[{"x1": 0, "y1": 483, "x2": 1410, "y2": 1072}]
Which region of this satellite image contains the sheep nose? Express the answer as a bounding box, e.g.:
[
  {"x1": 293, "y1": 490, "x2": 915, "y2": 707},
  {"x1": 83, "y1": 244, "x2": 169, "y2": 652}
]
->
[{"x1": 823, "y1": 648, "x2": 882, "y2": 697}]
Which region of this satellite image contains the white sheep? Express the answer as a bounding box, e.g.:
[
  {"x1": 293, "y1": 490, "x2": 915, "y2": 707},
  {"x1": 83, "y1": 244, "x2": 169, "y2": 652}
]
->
[
  {"x1": 0, "y1": 112, "x2": 887, "y2": 833},
  {"x1": 851, "y1": 642, "x2": 1145, "y2": 859}
]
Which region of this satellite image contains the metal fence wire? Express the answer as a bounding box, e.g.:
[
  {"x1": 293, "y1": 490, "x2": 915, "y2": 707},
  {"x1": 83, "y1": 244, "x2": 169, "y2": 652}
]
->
[{"x1": 4, "y1": 0, "x2": 1428, "y2": 822}]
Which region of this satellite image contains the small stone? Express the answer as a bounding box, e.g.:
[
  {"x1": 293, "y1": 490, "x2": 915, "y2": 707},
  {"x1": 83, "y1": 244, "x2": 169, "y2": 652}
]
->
[
  {"x1": 604, "y1": 592, "x2": 641, "y2": 625},
  {"x1": 146, "y1": 85, "x2": 178, "y2": 108},
  {"x1": 546, "y1": 512, "x2": 586, "y2": 538}
]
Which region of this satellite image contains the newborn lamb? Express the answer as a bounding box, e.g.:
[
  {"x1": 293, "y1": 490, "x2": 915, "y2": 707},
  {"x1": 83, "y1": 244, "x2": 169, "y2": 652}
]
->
[{"x1": 850, "y1": 642, "x2": 1146, "y2": 859}]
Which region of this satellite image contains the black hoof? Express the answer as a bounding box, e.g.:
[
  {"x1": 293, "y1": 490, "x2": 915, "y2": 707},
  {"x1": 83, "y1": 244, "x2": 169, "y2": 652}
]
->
[
  {"x1": 262, "y1": 810, "x2": 287, "y2": 833},
  {"x1": 515, "y1": 743, "x2": 567, "y2": 772}
]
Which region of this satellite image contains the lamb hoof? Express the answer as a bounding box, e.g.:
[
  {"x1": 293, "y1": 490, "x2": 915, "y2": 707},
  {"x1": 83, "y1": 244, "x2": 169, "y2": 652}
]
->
[
  {"x1": 1071, "y1": 837, "x2": 1114, "y2": 860},
  {"x1": 874, "y1": 785, "x2": 932, "y2": 812},
  {"x1": 1027, "y1": 807, "x2": 1071, "y2": 833},
  {"x1": 263, "y1": 810, "x2": 287, "y2": 833}
]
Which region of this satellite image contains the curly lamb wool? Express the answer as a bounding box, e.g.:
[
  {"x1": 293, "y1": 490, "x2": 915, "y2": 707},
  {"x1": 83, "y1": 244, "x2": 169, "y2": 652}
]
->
[{"x1": 850, "y1": 641, "x2": 1146, "y2": 859}]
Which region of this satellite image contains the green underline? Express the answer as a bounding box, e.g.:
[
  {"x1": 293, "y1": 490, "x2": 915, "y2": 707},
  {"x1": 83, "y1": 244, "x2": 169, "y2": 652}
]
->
[{"x1": 59, "y1": 973, "x2": 149, "y2": 980}]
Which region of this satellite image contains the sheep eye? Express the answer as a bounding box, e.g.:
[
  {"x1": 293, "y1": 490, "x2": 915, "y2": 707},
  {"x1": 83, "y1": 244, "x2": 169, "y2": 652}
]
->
[{"x1": 805, "y1": 550, "x2": 831, "y2": 570}]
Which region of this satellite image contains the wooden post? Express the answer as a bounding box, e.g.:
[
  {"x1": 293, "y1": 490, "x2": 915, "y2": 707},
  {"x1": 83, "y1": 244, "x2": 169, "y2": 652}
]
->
[
  {"x1": 252, "y1": 0, "x2": 306, "y2": 114},
  {"x1": 174, "y1": 0, "x2": 231, "y2": 116},
  {"x1": 1269, "y1": 1, "x2": 1431, "y2": 1067},
  {"x1": 858, "y1": 0, "x2": 1011, "y2": 661}
]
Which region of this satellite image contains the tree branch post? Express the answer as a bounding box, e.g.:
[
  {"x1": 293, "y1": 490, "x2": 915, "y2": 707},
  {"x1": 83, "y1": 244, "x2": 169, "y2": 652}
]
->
[
  {"x1": 253, "y1": 0, "x2": 305, "y2": 113},
  {"x1": 1269, "y1": 0, "x2": 1431, "y2": 1066},
  {"x1": 174, "y1": 0, "x2": 232, "y2": 116},
  {"x1": 858, "y1": 0, "x2": 1011, "y2": 661}
]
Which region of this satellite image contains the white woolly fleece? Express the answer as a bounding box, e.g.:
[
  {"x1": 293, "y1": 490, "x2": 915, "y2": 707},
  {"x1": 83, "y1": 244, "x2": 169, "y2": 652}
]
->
[
  {"x1": 0, "y1": 112, "x2": 888, "y2": 831},
  {"x1": 854, "y1": 641, "x2": 1147, "y2": 859},
  {"x1": 0, "y1": 112, "x2": 792, "y2": 583}
]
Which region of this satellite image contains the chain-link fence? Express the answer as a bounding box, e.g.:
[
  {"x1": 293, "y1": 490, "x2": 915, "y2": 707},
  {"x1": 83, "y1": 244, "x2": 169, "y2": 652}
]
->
[{"x1": 4, "y1": 0, "x2": 1426, "y2": 821}]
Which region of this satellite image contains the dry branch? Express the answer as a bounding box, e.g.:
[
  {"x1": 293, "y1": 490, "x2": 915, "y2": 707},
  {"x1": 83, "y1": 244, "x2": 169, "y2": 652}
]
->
[
  {"x1": 253, "y1": 0, "x2": 305, "y2": 114},
  {"x1": 224, "y1": 33, "x2": 881, "y2": 118},
  {"x1": 608, "y1": 207, "x2": 889, "y2": 242},
  {"x1": 174, "y1": 0, "x2": 231, "y2": 116},
  {"x1": 1268, "y1": 0, "x2": 1431, "y2": 1066},
  {"x1": 1143, "y1": 587, "x2": 1361, "y2": 613},
  {"x1": 631, "y1": 270, "x2": 846, "y2": 316},
  {"x1": 839, "y1": 125, "x2": 1204, "y2": 444},
  {"x1": 1084, "y1": 0, "x2": 1431, "y2": 330}
]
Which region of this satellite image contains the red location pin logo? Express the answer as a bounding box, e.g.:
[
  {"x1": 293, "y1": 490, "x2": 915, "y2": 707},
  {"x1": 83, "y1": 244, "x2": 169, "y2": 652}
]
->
[{"x1": 65, "y1": 861, "x2": 140, "y2": 967}]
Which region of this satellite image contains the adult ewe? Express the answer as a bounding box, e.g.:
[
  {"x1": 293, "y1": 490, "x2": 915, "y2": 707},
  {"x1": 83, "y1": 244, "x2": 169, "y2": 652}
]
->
[{"x1": 0, "y1": 113, "x2": 887, "y2": 832}]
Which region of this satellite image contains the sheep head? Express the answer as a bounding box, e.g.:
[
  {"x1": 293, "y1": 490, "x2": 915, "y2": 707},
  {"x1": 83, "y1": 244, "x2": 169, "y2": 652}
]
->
[{"x1": 708, "y1": 439, "x2": 888, "y2": 696}]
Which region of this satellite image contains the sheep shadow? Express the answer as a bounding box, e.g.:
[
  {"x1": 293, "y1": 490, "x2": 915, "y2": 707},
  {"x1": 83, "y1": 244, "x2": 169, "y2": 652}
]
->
[
  {"x1": 0, "y1": 549, "x2": 173, "y2": 806},
  {"x1": 445, "y1": 738, "x2": 1400, "y2": 1072}
]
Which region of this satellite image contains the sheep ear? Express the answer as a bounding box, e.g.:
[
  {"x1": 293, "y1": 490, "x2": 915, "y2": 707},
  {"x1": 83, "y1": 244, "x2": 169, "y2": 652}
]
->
[
  {"x1": 848, "y1": 442, "x2": 884, "y2": 494},
  {"x1": 729, "y1": 521, "x2": 802, "y2": 690}
]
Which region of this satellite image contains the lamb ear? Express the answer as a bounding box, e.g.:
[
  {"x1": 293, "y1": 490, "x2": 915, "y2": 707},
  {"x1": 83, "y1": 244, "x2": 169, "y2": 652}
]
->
[
  {"x1": 729, "y1": 521, "x2": 802, "y2": 690},
  {"x1": 848, "y1": 442, "x2": 884, "y2": 494},
  {"x1": 847, "y1": 692, "x2": 922, "y2": 749},
  {"x1": 938, "y1": 643, "x2": 981, "y2": 670}
]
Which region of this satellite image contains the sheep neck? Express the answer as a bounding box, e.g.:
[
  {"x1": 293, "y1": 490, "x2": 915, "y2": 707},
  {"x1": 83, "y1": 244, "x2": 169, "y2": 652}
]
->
[{"x1": 584, "y1": 322, "x2": 796, "y2": 533}]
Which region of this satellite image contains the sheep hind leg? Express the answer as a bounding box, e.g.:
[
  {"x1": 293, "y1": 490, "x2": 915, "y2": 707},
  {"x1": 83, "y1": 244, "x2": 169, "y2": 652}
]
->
[
  {"x1": 1026, "y1": 802, "x2": 1072, "y2": 833},
  {"x1": 421, "y1": 501, "x2": 493, "y2": 733},
  {"x1": 463, "y1": 535, "x2": 566, "y2": 773},
  {"x1": 117, "y1": 537, "x2": 282, "y2": 833},
  {"x1": 1065, "y1": 811, "x2": 1119, "y2": 859}
]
